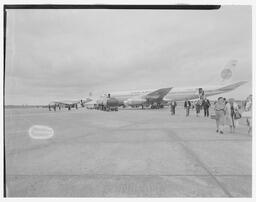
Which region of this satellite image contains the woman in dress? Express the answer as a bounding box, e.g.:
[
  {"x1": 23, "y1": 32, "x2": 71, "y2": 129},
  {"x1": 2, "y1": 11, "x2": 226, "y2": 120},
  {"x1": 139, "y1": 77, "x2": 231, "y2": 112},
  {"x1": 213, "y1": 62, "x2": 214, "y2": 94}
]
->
[
  {"x1": 225, "y1": 98, "x2": 236, "y2": 133},
  {"x1": 195, "y1": 99, "x2": 201, "y2": 117},
  {"x1": 214, "y1": 97, "x2": 226, "y2": 134},
  {"x1": 243, "y1": 95, "x2": 252, "y2": 134}
]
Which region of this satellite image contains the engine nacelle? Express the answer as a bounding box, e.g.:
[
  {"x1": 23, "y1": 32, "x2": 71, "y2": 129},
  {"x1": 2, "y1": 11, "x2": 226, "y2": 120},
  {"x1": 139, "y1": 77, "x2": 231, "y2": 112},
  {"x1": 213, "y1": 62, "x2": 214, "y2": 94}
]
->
[{"x1": 124, "y1": 98, "x2": 146, "y2": 106}]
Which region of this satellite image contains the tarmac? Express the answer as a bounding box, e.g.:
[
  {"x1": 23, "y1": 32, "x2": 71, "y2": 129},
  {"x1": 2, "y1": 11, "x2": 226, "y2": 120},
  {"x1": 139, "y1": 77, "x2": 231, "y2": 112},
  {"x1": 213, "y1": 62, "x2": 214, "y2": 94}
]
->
[{"x1": 4, "y1": 106, "x2": 252, "y2": 197}]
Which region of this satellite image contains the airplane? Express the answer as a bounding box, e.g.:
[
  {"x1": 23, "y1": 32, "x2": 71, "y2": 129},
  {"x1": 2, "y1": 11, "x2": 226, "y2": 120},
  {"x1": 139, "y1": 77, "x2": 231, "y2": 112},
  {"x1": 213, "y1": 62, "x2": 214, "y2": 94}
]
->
[
  {"x1": 99, "y1": 60, "x2": 246, "y2": 109},
  {"x1": 98, "y1": 87, "x2": 172, "y2": 110},
  {"x1": 48, "y1": 98, "x2": 93, "y2": 111},
  {"x1": 48, "y1": 60, "x2": 246, "y2": 111}
]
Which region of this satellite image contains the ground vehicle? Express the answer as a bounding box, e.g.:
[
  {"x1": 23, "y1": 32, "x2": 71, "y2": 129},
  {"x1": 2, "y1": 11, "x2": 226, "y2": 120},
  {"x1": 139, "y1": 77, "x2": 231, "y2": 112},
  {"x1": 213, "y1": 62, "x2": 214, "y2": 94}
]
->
[
  {"x1": 96, "y1": 97, "x2": 119, "y2": 111},
  {"x1": 150, "y1": 103, "x2": 164, "y2": 109}
]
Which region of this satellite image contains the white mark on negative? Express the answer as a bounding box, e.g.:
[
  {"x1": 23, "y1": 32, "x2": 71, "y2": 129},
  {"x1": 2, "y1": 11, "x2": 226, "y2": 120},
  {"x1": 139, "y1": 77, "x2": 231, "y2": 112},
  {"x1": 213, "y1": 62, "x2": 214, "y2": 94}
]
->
[{"x1": 28, "y1": 125, "x2": 54, "y2": 140}]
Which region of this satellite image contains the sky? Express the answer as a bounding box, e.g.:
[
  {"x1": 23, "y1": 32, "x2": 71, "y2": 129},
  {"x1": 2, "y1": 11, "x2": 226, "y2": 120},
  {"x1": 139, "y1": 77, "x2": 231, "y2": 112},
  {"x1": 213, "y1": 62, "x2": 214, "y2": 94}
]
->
[{"x1": 5, "y1": 6, "x2": 252, "y2": 105}]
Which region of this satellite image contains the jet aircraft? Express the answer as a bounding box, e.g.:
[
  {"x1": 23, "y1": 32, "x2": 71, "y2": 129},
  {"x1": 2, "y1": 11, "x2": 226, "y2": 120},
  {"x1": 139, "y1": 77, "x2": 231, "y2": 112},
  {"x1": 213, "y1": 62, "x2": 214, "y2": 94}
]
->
[
  {"x1": 100, "y1": 60, "x2": 246, "y2": 109},
  {"x1": 48, "y1": 98, "x2": 93, "y2": 111}
]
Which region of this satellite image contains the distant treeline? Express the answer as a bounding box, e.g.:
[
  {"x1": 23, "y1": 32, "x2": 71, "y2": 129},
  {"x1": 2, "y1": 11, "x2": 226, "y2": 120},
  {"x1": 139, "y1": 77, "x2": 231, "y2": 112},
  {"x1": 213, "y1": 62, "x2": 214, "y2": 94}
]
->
[{"x1": 5, "y1": 105, "x2": 45, "y2": 109}]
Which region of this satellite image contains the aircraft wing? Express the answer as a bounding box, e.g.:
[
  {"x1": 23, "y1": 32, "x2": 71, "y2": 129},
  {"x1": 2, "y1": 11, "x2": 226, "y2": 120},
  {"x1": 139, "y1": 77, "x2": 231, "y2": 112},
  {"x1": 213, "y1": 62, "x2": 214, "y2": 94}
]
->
[
  {"x1": 84, "y1": 99, "x2": 97, "y2": 106},
  {"x1": 144, "y1": 87, "x2": 172, "y2": 100},
  {"x1": 50, "y1": 98, "x2": 94, "y2": 105},
  {"x1": 50, "y1": 101, "x2": 80, "y2": 105}
]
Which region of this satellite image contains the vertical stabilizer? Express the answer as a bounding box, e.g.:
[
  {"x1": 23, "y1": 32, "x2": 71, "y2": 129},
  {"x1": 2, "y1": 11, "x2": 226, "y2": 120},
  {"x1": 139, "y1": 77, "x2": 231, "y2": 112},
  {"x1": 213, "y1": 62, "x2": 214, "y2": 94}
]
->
[{"x1": 220, "y1": 59, "x2": 238, "y2": 83}]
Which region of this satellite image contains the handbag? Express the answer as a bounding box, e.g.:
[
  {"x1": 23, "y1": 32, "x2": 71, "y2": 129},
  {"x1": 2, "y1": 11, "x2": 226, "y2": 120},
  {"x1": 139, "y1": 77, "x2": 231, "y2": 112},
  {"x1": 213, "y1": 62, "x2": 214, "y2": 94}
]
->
[{"x1": 234, "y1": 111, "x2": 242, "y2": 120}]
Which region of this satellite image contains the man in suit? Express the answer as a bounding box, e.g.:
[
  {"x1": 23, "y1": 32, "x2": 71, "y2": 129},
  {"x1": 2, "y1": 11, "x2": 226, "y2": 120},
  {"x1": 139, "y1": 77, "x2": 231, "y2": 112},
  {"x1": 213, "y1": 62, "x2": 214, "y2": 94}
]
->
[
  {"x1": 202, "y1": 98, "x2": 211, "y2": 117},
  {"x1": 184, "y1": 99, "x2": 191, "y2": 116},
  {"x1": 195, "y1": 99, "x2": 201, "y2": 117},
  {"x1": 170, "y1": 100, "x2": 177, "y2": 115}
]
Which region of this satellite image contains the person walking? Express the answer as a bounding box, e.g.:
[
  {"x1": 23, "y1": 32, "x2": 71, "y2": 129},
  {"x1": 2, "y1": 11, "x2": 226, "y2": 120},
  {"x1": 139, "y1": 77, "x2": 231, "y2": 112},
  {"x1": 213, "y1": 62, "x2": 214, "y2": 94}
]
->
[
  {"x1": 225, "y1": 99, "x2": 235, "y2": 133},
  {"x1": 191, "y1": 101, "x2": 195, "y2": 110},
  {"x1": 214, "y1": 97, "x2": 226, "y2": 134},
  {"x1": 184, "y1": 99, "x2": 191, "y2": 117},
  {"x1": 81, "y1": 100, "x2": 84, "y2": 108},
  {"x1": 195, "y1": 100, "x2": 201, "y2": 117},
  {"x1": 242, "y1": 95, "x2": 252, "y2": 134},
  {"x1": 202, "y1": 98, "x2": 211, "y2": 117},
  {"x1": 170, "y1": 100, "x2": 177, "y2": 115},
  {"x1": 223, "y1": 98, "x2": 227, "y2": 105}
]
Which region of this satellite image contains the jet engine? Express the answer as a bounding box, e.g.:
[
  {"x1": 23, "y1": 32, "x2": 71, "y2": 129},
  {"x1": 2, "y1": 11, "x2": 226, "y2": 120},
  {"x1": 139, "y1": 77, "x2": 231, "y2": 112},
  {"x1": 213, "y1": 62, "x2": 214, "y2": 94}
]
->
[{"x1": 124, "y1": 98, "x2": 147, "y2": 106}]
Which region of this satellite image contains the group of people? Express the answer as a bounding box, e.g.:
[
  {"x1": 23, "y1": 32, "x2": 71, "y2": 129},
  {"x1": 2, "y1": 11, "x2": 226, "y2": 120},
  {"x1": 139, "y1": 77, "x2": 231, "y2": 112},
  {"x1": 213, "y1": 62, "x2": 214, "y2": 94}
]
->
[
  {"x1": 170, "y1": 98, "x2": 211, "y2": 117},
  {"x1": 170, "y1": 94, "x2": 252, "y2": 135},
  {"x1": 214, "y1": 97, "x2": 239, "y2": 134},
  {"x1": 214, "y1": 95, "x2": 252, "y2": 134},
  {"x1": 243, "y1": 94, "x2": 252, "y2": 134},
  {"x1": 48, "y1": 103, "x2": 78, "y2": 111},
  {"x1": 183, "y1": 98, "x2": 211, "y2": 117}
]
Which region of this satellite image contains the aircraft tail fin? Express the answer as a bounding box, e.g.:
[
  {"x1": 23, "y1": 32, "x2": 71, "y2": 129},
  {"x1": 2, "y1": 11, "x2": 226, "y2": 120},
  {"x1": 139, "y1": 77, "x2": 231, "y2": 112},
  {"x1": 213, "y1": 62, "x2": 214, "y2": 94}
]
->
[{"x1": 220, "y1": 59, "x2": 238, "y2": 83}]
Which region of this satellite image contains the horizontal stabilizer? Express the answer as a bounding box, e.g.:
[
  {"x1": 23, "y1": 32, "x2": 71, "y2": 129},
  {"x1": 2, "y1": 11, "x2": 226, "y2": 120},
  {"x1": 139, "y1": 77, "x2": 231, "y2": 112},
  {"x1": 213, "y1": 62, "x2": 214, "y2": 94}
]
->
[{"x1": 218, "y1": 81, "x2": 247, "y2": 92}]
